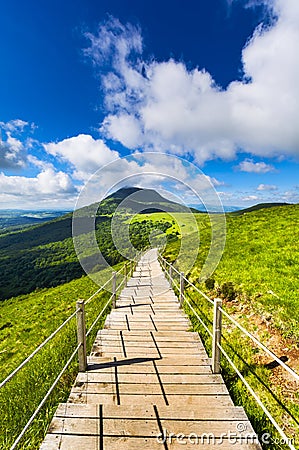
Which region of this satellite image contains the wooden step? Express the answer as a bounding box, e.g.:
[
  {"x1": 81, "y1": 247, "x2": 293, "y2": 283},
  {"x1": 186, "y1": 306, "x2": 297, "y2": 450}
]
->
[{"x1": 41, "y1": 404, "x2": 260, "y2": 449}]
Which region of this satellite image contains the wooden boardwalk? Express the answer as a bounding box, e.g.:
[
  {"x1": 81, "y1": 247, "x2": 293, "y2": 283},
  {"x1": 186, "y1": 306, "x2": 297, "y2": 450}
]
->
[{"x1": 41, "y1": 249, "x2": 261, "y2": 449}]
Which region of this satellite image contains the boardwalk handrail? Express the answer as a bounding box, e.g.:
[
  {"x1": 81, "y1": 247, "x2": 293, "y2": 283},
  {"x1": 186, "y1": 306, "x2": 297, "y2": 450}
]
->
[
  {"x1": 9, "y1": 343, "x2": 81, "y2": 450},
  {"x1": 3, "y1": 258, "x2": 137, "y2": 450},
  {"x1": 158, "y1": 253, "x2": 299, "y2": 381},
  {"x1": 0, "y1": 308, "x2": 79, "y2": 390},
  {"x1": 158, "y1": 253, "x2": 298, "y2": 450},
  {"x1": 0, "y1": 266, "x2": 119, "y2": 391}
]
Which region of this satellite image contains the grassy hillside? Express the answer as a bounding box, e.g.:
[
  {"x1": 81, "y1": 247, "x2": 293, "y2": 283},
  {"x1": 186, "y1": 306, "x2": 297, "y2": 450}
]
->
[
  {"x1": 0, "y1": 187, "x2": 180, "y2": 300},
  {"x1": 163, "y1": 204, "x2": 299, "y2": 341},
  {"x1": 0, "y1": 263, "x2": 127, "y2": 449},
  {"x1": 232, "y1": 202, "x2": 291, "y2": 215},
  {"x1": 162, "y1": 204, "x2": 299, "y2": 446}
]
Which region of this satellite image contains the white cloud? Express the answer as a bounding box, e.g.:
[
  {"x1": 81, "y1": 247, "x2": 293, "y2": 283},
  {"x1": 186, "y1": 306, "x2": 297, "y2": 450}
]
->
[
  {"x1": 242, "y1": 195, "x2": 259, "y2": 201},
  {"x1": 0, "y1": 136, "x2": 26, "y2": 169},
  {"x1": 85, "y1": 2, "x2": 299, "y2": 163},
  {"x1": 257, "y1": 183, "x2": 277, "y2": 191},
  {"x1": 44, "y1": 134, "x2": 119, "y2": 181},
  {"x1": 59, "y1": 150, "x2": 224, "y2": 209},
  {"x1": 102, "y1": 114, "x2": 142, "y2": 148},
  {"x1": 237, "y1": 159, "x2": 274, "y2": 173},
  {"x1": 0, "y1": 169, "x2": 77, "y2": 208},
  {"x1": 0, "y1": 119, "x2": 35, "y2": 169},
  {"x1": 0, "y1": 169, "x2": 75, "y2": 195},
  {"x1": 281, "y1": 190, "x2": 299, "y2": 203},
  {"x1": 44, "y1": 135, "x2": 222, "y2": 203},
  {"x1": 0, "y1": 119, "x2": 29, "y2": 133}
]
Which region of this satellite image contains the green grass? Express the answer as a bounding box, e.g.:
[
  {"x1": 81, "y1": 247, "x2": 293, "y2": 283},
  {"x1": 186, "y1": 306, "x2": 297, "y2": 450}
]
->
[
  {"x1": 131, "y1": 211, "x2": 199, "y2": 236},
  {"x1": 181, "y1": 287, "x2": 299, "y2": 448},
  {"x1": 162, "y1": 204, "x2": 299, "y2": 448},
  {"x1": 0, "y1": 262, "x2": 127, "y2": 449},
  {"x1": 162, "y1": 205, "x2": 299, "y2": 341}
]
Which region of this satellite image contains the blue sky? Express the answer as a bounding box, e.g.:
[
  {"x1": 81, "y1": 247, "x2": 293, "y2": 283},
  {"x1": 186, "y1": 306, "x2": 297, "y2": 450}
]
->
[{"x1": 0, "y1": 0, "x2": 298, "y2": 209}]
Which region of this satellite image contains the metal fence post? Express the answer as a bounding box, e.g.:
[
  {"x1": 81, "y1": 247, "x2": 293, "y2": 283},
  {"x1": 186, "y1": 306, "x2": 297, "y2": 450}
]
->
[
  {"x1": 212, "y1": 298, "x2": 222, "y2": 374},
  {"x1": 112, "y1": 271, "x2": 117, "y2": 308},
  {"x1": 168, "y1": 265, "x2": 172, "y2": 287},
  {"x1": 124, "y1": 263, "x2": 127, "y2": 286},
  {"x1": 179, "y1": 272, "x2": 184, "y2": 307},
  {"x1": 76, "y1": 300, "x2": 87, "y2": 372}
]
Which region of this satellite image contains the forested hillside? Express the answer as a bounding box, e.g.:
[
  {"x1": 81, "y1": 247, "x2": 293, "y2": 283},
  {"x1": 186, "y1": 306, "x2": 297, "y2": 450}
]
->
[{"x1": 0, "y1": 188, "x2": 177, "y2": 300}]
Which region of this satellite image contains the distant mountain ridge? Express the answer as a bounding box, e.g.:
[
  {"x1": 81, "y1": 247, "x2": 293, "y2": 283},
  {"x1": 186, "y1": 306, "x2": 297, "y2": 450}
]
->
[
  {"x1": 232, "y1": 202, "x2": 292, "y2": 215},
  {"x1": 0, "y1": 210, "x2": 70, "y2": 232}
]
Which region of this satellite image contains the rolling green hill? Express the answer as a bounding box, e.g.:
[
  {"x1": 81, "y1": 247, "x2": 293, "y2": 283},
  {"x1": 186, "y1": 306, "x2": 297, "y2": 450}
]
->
[
  {"x1": 163, "y1": 203, "x2": 299, "y2": 341},
  {"x1": 0, "y1": 187, "x2": 179, "y2": 300}
]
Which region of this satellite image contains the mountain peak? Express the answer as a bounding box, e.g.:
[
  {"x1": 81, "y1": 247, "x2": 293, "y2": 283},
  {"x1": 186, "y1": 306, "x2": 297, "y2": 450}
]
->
[{"x1": 103, "y1": 186, "x2": 199, "y2": 213}]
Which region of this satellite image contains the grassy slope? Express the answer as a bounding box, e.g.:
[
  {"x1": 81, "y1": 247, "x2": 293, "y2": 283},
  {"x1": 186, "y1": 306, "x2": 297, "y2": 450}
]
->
[
  {"x1": 162, "y1": 205, "x2": 299, "y2": 340},
  {"x1": 0, "y1": 274, "x2": 100, "y2": 380},
  {"x1": 207, "y1": 205, "x2": 298, "y2": 340},
  {"x1": 162, "y1": 204, "x2": 299, "y2": 447},
  {"x1": 131, "y1": 211, "x2": 198, "y2": 235},
  {"x1": 0, "y1": 264, "x2": 126, "y2": 449}
]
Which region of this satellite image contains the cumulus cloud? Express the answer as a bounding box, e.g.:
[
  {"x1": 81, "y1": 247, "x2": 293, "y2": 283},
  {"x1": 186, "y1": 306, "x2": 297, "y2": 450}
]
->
[
  {"x1": 43, "y1": 135, "x2": 225, "y2": 206},
  {"x1": 44, "y1": 134, "x2": 119, "y2": 181},
  {"x1": 0, "y1": 168, "x2": 77, "y2": 207},
  {"x1": 237, "y1": 159, "x2": 274, "y2": 173},
  {"x1": 44, "y1": 134, "x2": 224, "y2": 202},
  {"x1": 0, "y1": 135, "x2": 27, "y2": 169},
  {"x1": 0, "y1": 119, "x2": 35, "y2": 169},
  {"x1": 257, "y1": 183, "x2": 277, "y2": 190},
  {"x1": 50, "y1": 148, "x2": 223, "y2": 208},
  {"x1": 85, "y1": 1, "x2": 299, "y2": 163}
]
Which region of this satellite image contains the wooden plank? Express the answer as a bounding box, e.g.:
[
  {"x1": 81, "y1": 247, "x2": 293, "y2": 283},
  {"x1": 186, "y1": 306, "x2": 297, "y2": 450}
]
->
[
  {"x1": 76, "y1": 372, "x2": 223, "y2": 384},
  {"x1": 40, "y1": 435, "x2": 98, "y2": 450},
  {"x1": 69, "y1": 393, "x2": 234, "y2": 407},
  {"x1": 102, "y1": 437, "x2": 262, "y2": 449},
  {"x1": 48, "y1": 416, "x2": 257, "y2": 440},
  {"x1": 75, "y1": 382, "x2": 229, "y2": 395},
  {"x1": 41, "y1": 433, "x2": 261, "y2": 450},
  {"x1": 86, "y1": 362, "x2": 212, "y2": 374},
  {"x1": 54, "y1": 403, "x2": 248, "y2": 421}
]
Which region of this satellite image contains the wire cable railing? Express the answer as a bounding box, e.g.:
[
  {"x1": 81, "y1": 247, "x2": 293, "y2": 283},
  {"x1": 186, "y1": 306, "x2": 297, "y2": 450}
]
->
[
  {"x1": 0, "y1": 308, "x2": 79, "y2": 390},
  {"x1": 86, "y1": 294, "x2": 114, "y2": 337},
  {"x1": 3, "y1": 257, "x2": 137, "y2": 450},
  {"x1": 10, "y1": 343, "x2": 81, "y2": 450},
  {"x1": 158, "y1": 252, "x2": 298, "y2": 449}
]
